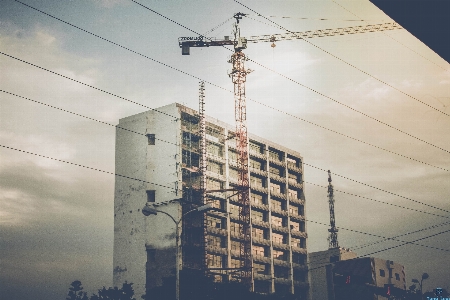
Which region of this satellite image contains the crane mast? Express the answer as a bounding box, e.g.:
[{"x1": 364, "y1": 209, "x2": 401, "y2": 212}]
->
[{"x1": 327, "y1": 170, "x2": 339, "y2": 249}]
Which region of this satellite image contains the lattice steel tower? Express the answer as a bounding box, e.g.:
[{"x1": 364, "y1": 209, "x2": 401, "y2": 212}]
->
[{"x1": 327, "y1": 170, "x2": 339, "y2": 249}]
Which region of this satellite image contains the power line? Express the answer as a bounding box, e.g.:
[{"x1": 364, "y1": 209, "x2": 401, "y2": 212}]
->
[
  {"x1": 125, "y1": 1, "x2": 450, "y2": 159},
  {"x1": 331, "y1": 0, "x2": 449, "y2": 71},
  {"x1": 0, "y1": 144, "x2": 180, "y2": 193},
  {"x1": 0, "y1": 90, "x2": 178, "y2": 147},
  {"x1": 305, "y1": 164, "x2": 450, "y2": 213},
  {"x1": 13, "y1": 1, "x2": 450, "y2": 173},
  {"x1": 234, "y1": 0, "x2": 450, "y2": 118},
  {"x1": 352, "y1": 220, "x2": 450, "y2": 250},
  {"x1": 5, "y1": 85, "x2": 447, "y2": 219},
  {"x1": 306, "y1": 181, "x2": 450, "y2": 218}
]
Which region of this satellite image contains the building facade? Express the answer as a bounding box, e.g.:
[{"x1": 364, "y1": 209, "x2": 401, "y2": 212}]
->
[
  {"x1": 113, "y1": 103, "x2": 308, "y2": 298},
  {"x1": 308, "y1": 247, "x2": 357, "y2": 300}
]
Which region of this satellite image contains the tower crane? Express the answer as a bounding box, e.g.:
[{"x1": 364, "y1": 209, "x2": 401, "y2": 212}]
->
[{"x1": 179, "y1": 13, "x2": 401, "y2": 288}]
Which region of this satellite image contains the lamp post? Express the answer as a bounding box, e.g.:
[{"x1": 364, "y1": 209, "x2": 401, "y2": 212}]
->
[{"x1": 142, "y1": 203, "x2": 213, "y2": 300}]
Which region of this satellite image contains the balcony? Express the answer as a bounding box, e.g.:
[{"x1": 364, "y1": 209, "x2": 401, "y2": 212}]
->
[
  {"x1": 228, "y1": 159, "x2": 238, "y2": 168},
  {"x1": 181, "y1": 163, "x2": 200, "y2": 173},
  {"x1": 207, "y1": 153, "x2": 225, "y2": 163},
  {"x1": 288, "y1": 179, "x2": 303, "y2": 189},
  {"x1": 252, "y1": 219, "x2": 270, "y2": 229},
  {"x1": 291, "y1": 247, "x2": 307, "y2": 255},
  {"x1": 182, "y1": 143, "x2": 200, "y2": 153},
  {"x1": 207, "y1": 227, "x2": 228, "y2": 236},
  {"x1": 274, "y1": 278, "x2": 291, "y2": 285},
  {"x1": 290, "y1": 214, "x2": 305, "y2": 221},
  {"x1": 251, "y1": 185, "x2": 269, "y2": 194},
  {"x1": 207, "y1": 245, "x2": 228, "y2": 256},
  {"x1": 251, "y1": 202, "x2": 269, "y2": 211},
  {"x1": 181, "y1": 124, "x2": 199, "y2": 134},
  {"x1": 206, "y1": 170, "x2": 226, "y2": 181},
  {"x1": 272, "y1": 225, "x2": 289, "y2": 234},
  {"x1": 249, "y1": 150, "x2": 266, "y2": 160},
  {"x1": 269, "y1": 156, "x2": 284, "y2": 167},
  {"x1": 230, "y1": 231, "x2": 244, "y2": 240},
  {"x1": 208, "y1": 191, "x2": 226, "y2": 200},
  {"x1": 249, "y1": 167, "x2": 268, "y2": 177},
  {"x1": 287, "y1": 162, "x2": 302, "y2": 174},
  {"x1": 253, "y1": 256, "x2": 272, "y2": 264},
  {"x1": 252, "y1": 237, "x2": 271, "y2": 247},
  {"x1": 272, "y1": 242, "x2": 290, "y2": 251},
  {"x1": 254, "y1": 273, "x2": 272, "y2": 281},
  {"x1": 270, "y1": 191, "x2": 287, "y2": 200},
  {"x1": 228, "y1": 176, "x2": 239, "y2": 185},
  {"x1": 269, "y1": 173, "x2": 285, "y2": 183},
  {"x1": 273, "y1": 259, "x2": 290, "y2": 267},
  {"x1": 288, "y1": 197, "x2": 305, "y2": 206},
  {"x1": 271, "y1": 208, "x2": 288, "y2": 217},
  {"x1": 291, "y1": 230, "x2": 307, "y2": 238}
]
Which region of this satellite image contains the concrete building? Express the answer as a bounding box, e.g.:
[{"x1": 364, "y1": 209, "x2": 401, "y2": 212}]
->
[
  {"x1": 113, "y1": 103, "x2": 308, "y2": 298},
  {"x1": 309, "y1": 247, "x2": 357, "y2": 300},
  {"x1": 309, "y1": 248, "x2": 406, "y2": 300}
]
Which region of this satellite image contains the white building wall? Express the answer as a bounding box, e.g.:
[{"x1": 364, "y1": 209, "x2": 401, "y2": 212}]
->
[{"x1": 113, "y1": 103, "x2": 182, "y2": 298}]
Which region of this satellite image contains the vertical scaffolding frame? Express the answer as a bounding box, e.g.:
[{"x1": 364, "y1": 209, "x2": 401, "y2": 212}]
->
[{"x1": 327, "y1": 170, "x2": 339, "y2": 249}]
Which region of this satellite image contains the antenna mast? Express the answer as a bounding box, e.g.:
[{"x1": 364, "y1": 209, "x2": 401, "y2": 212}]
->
[{"x1": 327, "y1": 170, "x2": 339, "y2": 249}]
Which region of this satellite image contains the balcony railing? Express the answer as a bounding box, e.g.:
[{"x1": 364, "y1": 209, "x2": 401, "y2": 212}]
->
[
  {"x1": 206, "y1": 245, "x2": 228, "y2": 256},
  {"x1": 271, "y1": 207, "x2": 288, "y2": 217},
  {"x1": 249, "y1": 167, "x2": 268, "y2": 177},
  {"x1": 252, "y1": 237, "x2": 271, "y2": 246},
  {"x1": 269, "y1": 173, "x2": 285, "y2": 183},
  {"x1": 272, "y1": 242, "x2": 290, "y2": 251},
  {"x1": 291, "y1": 247, "x2": 307, "y2": 255},
  {"x1": 251, "y1": 185, "x2": 269, "y2": 194},
  {"x1": 272, "y1": 225, "x2": 289, "y2": 234},
  {"x1": 290, "y1": 214, "x2": 305, "y2": 221},
  {"x1": 288, "y1": 179, "x2": 303, "y2": 189},
  {"x1": 273, "y1": 259, "x2": 290, "y2": 267},
  {"x1": 269, "y1": 156, "x2": 284, "y2": 166},
  {"x1": 252, "y1": 219, "x2": 270, "y2": 228},
  {"x1": 251, "y1": 202, "x2": 269, "y2": 211},
  {"x1": 253, "y1": 256, "x2": 272, "y2": 264},
  {"x1": 207, "y1": 227, "x2": 228, "y2": 236},
  {"x1": 270, "y1": 190, "x2": 287, "y2": 200},
  {"x1": 290, "y1": 230, "x2": 307, "y2": 238},
  {"x1": 274, "y1": 278, "x2": 291, "y2": 284},
  {"x1": 288, "y1": 197, "x2": 305, "y2": 206},
  {"x1": 249, "y1": 150, "x2": 266, "y2": 160},
  {"x1": 287, "y1": 162, "x2": 302, "y2": 173}
]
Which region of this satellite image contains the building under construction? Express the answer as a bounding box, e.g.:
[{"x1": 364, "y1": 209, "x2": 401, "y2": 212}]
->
[{"x1": 113, "y1": 103, "x2": 308, "y2": 298}]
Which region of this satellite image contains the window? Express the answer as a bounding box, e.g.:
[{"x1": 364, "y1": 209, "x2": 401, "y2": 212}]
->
[
  {"x1": 230, "y1": 258, "x2": 241, "y2": 268},
  {"x1": 271, "y1": 199, "x2": 283, "y2": 211},
  {"x1": 249, "y1": 142, "x2": 263, "y2": 154},
  {"x1": 207, "y1": 142, "x2": 223, "y2": 157},
  {"x1": 254, "y1": 263, "x2": 268, "y2": 275},
  {"x1": 230, "y1": 240, "x2": 241, "y2": 251},
  {"x1": 250, "y1": 176, "x2": 264, "y2": 188},
  {"x1": 230, "y1": 204, "x2": 240, "y2": 217},
  {"x1": 207, "y1": 254, "x2": 223, "y2": 268},
  {"x1": 230, "y1": 222, "x2": 240, "y2": 235},
  {"x1": 146, "y1": 190, "x2": 155, "y2": 202},
  {"x1": 207, "y1": 216, "x2": 222, "y2": 229},
  {"x1": 271, "y1": 183, "x2": 282, "y2": 194},
  {"x1": 252, "y1": 210, "x2": 265, "y2": 222},
  {"x1": 269, "y1": 166, "x2": 282, "y2": 176},
  {"x1": 271, "y1": 215, "x2": 284, "y2": 227},
  {"x1": 395, "y1": 273, "x2": 400, "y2": 281},
  {"x1": 288, "y1": 189, "x2": 298, "y2": 199},
  {"x1": 289, "y1": 205, "x2": 299, "y2": 215},
  {"x1": 229, "y1": 168, "x2": 239, "y2": 180},
  {"x1": 229, "y1": 151, "x2": 238, "y2": 162},
  {"x1": 269, "y1": 149, "x2": 281, "y2": 161},
  {"x1": 252, "y1": 227, "x2": 265, "y2": 240},
  {"x1": 251, "y1": 193, "x2": 265, "y2": 205},
  {"x1": 146, "y1": 134, "x2": 155, "y2": 145},
  {"x1": 379, "y1": 269, "x2": 385, "y2": 277},
  {"x1": 286, "y1": 156, "x2": 299, "y2": 167},
  {"x1": 291, "y1": 238, "x2": 300, "y2": 248},
  {"x1": 290, "y1": 221, "x2": 300, "y2": 231},
  {"x1": 252, "y1": 245, "x2": 266, "y2": 257},
  {"x1": 208, "y1": 235, "x2": 224, "y2": 248},
  {"x1": 147, "y1": 249, "x2": 156, "y2": 263},
  {"x1": 207, "y1": 178, "x2": 222, "y2": 190},
  {"x1": 249, "y1": 159, "x2": 263, "y2": 170},
  {"x1": 272, "y1": 233, "x2": 285, "y2": 244},
  {"x1": 207, "y1": 161, "x2": 223, "y2": 174},
  {"x1": 292, "y1": 253, "x2": 305, "y2": 264},
  {"x1": 273, "y1": 250, "x2": 285, "y2": 260}
]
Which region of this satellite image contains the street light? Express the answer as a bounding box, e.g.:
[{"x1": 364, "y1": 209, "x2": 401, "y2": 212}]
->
[{"x1": 142, "y1": 203, "x2": 214, "y2": 300}]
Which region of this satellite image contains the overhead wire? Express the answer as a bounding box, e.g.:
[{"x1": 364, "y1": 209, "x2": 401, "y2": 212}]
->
[
  {"x1": 125, "y1": 0, "x2": 450, "y2": 157},
  {"x1": 234, "y1": 0, "x2": 450, "y2": 118},
  {"x1": 331, "y1": 0, "x2": 449, "y2": 71},
  {"x1": 12, "y1": 0, "x2": 450, "y2": 173},
  {"x1": 5, "y1": 2, "x2": 450, "y2": 215}
]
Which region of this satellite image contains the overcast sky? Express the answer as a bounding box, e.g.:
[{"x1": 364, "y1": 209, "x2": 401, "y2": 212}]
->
[{"x1": 1, "y1": 0, "x2": 449, "y2": 299}]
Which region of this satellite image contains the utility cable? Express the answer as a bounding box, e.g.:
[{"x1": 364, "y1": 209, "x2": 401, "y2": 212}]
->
[
  {"x1": 305, "y1": 164, "x2": 450, "y2": 213},
  {"x1": 234, "y1": 0, "x2": 450, "y2": 118},
  {"x1": 14, "y1": 0, "x2": 450, "y2": 172},
  {"x1": 332, "y1": 0, "x2": 449, "y2": 71},
  {"x1": 0, "y1": 90, "x2": 178, "y2": 146},
  {"x1": 4, "y1": 85, "x2": 447, "y2": 218},
  {"x1": 306, "y1": 181, "x2": 450, "y2": 218},
  {"x1": 126, "y1": 0, "x2": 450, "y2": 157},
  {"x1": 0, "y1": 144, "x2": 181, "y2": 194}
]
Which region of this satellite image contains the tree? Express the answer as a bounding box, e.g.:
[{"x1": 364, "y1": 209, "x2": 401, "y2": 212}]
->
[
  {"x1": 66, "y1": 280, "x2": 89, "y2": 300},
  {"x1": 90, "y1": 282, "x2": 136, "y2": 300}
]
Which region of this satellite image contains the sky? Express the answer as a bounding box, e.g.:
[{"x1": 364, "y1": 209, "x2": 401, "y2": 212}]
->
[{"x1": 0, "y1": 0, "x2": 449, "y2": 299}]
